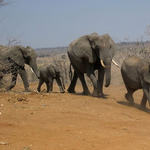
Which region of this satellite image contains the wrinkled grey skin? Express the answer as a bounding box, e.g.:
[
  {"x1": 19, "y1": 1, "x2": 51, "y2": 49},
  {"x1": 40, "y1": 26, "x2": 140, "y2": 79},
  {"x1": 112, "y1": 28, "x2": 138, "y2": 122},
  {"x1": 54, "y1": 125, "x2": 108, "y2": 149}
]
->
[
  {"x1": 37, "y1": 64, "x2": 65, "y2": 93},
  {"x1": 0, "y1": 45, "x2": 39, "y2": 91},
  {"x1": 121, "y1": 56, "x2": 150, "y2": 109},
  {"x1": 67, "y1": 33, "x2": 117, "y2": 97}
]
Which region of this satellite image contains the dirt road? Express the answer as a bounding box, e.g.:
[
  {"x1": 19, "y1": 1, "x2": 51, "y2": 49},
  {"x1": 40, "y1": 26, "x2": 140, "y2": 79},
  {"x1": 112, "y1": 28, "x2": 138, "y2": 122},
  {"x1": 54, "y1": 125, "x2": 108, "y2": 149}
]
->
[{"x1": 0, "y1": 83, "x2": 150, "y2": 150}]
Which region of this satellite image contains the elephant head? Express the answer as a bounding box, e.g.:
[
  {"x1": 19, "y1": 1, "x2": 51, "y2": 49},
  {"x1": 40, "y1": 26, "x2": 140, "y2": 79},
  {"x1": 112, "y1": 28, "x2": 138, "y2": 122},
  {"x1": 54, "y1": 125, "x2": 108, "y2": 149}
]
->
[
  {"x1": 54, "y1": 65, "x2": 65, "y2": 90},
  {"x1": 138, "y1": 60, "x2": 150, "y2": 104},
  {"x1": 75, "y1": 33, "x2": 118, "y2": 87},
  {"x1": 8, "y1": 45, "x2": 39, "y2": 78}
]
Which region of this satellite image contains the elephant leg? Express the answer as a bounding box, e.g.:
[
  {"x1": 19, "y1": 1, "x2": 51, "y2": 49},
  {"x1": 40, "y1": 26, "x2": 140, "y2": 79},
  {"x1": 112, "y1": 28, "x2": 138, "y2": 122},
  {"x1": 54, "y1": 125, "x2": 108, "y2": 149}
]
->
[
  {"x1": 86, "y1": 63, "x2": 99, "y2": 97},
  {"x1": 125, "y1": 89, "x2": 135, "y2": 106},
  {"x1": 121, "y1": 73, "x2": 135, "y2": 106},
  {"x1": 86, "y1": 73, "x2": 99, "y2": 96},
  {"x1": 6, "y1": 72, "x2": 18, "y2": 91},
  {"x1": 49, "y1": 80, "x2": 53, "y2": 92},
  {"x1": 56, "y1": 77, "x2": 65, "y2": 93},
  {"x1": 19, "y1": 69, "x2": 30, "y2": 92},
  {"x1": 139, "y1": 93, "x2": 147, "y2": 110},
  {"x1": 46, "y1": 82, "x2": 51, "y2": 93},
  {"x1": 68, "y1": 68, "x2": 90, "y2": 95},
  {"x1": 77, "y1": 72, "x2": 90, "y2": 95},
  {"x1": 68, "y1": 70, "x2": 78, "y2": 93},
  {"x1": 47, "y1": 77, "x2": 53, "y2": 92},
  {"x1": 37, "y1": 79, "x2": 44, "y2": 92},
  {"x1": 124, "y1": 82, "x2": 135, "y2": 106},
  {"x1": 98, "y1": 67, "x2": 105, "y2": 97}
]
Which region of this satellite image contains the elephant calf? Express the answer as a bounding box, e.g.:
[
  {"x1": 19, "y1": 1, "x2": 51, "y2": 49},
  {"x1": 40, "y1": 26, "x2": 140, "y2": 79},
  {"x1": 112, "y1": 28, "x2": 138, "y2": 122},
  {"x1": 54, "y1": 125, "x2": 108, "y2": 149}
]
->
[
  {"x1": 121, "y1": 56, "x2": 150, "y2": 109},
  {"x1": 37, "y1": 64, "x2": 65, "y2": 93}
]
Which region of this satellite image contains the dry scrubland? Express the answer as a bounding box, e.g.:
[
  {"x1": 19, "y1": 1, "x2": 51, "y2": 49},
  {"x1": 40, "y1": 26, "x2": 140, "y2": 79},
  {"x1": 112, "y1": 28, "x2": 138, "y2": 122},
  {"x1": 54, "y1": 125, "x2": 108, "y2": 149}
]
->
[{"x1": 0, "y1": 42, "x2": 150, "y2": 150}]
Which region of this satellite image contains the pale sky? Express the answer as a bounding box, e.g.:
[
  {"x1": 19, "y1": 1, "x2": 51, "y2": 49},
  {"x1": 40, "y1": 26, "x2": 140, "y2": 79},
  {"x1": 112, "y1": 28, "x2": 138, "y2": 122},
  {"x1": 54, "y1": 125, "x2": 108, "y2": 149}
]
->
[{"x1": 0, "y1": 0, "x2": 150, "y2": 48}]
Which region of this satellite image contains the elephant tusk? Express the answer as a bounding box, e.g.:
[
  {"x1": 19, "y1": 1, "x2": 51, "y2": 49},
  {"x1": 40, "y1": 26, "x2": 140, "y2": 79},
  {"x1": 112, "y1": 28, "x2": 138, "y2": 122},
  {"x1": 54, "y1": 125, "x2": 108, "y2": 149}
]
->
[
  {"x1": 112, "y1": 59, "x2": 120, "y2": 68},
  {"x1": 100, "y1": 60, "x2": 109, "y2": 68},
  {"x1": 31, "y1": 68, "x2": 34, "y2": 73}
]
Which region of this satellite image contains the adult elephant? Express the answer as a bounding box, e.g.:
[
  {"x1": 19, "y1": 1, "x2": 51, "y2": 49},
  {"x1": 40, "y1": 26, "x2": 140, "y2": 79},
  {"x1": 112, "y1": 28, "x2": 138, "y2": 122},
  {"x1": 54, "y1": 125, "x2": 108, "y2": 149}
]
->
[
  {"x1": 121, "y1": 56, "x2": 150, "y2": 109},
  {"x1": 67, "y1": 33, "x2": 119, "y2": 97},
  {"x1": 0, "y1": 45, "x2": 39, "y2": 91},
  {"x1": 37, "y1": 64, "x2": 65, "y2": 93}
]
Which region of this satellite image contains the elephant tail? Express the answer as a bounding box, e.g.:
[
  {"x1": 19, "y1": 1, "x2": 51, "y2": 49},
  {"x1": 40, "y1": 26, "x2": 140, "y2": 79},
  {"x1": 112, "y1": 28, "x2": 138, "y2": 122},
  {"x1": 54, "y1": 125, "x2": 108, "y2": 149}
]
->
[{"x1": 69, "y1": 63, "x2": 73, "y2": 81}]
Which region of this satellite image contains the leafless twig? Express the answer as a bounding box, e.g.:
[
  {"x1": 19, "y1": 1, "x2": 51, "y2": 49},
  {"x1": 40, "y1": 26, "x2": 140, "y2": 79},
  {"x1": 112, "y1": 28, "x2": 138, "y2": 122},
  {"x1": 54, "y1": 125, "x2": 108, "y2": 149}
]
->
[{"x1": 0, "y1": 0, "x2": 14, "y2": 7}]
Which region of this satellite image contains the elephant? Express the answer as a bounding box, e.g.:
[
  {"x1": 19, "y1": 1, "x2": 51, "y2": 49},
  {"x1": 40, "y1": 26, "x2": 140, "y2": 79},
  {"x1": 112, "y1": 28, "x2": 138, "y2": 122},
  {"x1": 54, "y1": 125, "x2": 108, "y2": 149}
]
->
[
  {"x1": 67, "y1": 32, "x2": 119, "y2": 97},
  {"x1": 37, "y1": 64, "x2": 65, "y2": 93},
  {"x1": 121, "y1": 56, "x2": 150, "y2": 109},
  {"x1": 0, "y1": 45, "x2": 39, "y2": 91}
]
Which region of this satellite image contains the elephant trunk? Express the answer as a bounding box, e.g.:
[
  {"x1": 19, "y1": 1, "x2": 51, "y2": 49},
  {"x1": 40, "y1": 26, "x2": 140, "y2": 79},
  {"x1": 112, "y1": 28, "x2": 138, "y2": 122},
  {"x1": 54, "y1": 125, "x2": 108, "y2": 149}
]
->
[
  {"x1": 29, "y1": 60, "x2": 40, "y2": 79},
  {"x1": 60, "y1": 74, "x2": 65, "y2": 90},
  {"x1": 103, "y1": 59, "x2": 111, "y2": 87},
  {"x1": 105, "y1": 67, "x2": 111, "y2": 87}
]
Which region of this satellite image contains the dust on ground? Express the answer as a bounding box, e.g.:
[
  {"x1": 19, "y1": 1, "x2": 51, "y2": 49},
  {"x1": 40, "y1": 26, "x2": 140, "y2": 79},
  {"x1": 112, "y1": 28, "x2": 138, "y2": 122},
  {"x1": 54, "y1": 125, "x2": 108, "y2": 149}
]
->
[{"x1": 0, "y1": 82, "x2": 150, "y2": 150}]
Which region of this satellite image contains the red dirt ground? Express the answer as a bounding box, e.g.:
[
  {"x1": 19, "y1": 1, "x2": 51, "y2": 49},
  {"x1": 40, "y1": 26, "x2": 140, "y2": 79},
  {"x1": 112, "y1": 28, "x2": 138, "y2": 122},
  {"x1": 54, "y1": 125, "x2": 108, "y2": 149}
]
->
[{"x1": 0, "y1": 82, "x2": 150, "y2": 150}]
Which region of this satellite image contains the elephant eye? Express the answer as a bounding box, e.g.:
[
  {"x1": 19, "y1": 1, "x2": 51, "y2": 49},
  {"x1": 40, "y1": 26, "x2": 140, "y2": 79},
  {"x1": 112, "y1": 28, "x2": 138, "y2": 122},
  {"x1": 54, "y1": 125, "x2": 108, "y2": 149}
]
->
[{"x1": 110, "y1": 44, "x2": 112, "y2": 49}]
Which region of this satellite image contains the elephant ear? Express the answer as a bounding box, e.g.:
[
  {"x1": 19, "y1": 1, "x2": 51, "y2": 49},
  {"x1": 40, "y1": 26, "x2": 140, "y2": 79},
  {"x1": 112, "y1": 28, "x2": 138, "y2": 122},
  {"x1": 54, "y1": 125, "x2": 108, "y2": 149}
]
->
[
  {"x1": 9, "y1": 46, "x2": 25, "y2": 67},
  {"x1": 144, "y1": 65, "x2": 150, "y2": 83},
  {"x1": 21, "y1": 46, "x2": 34, "y2": 59},
  {"x1": 54, "y1": 64, "x2": 61, "y2": 75},
  {"x1": 89, "y1": 33, "x2": 99, "y2": 50},
  {"x1": 47, "y1": 65, "x2": 56, "y2": 78},
  {"x1": 144, "y1": 72, "x2": 150, "y2": 83},
  {"x1": 138, "y1": 61, "x2": 150, "y2": 83},
  {"x1": 74, "y1": 34, "x2": 97, "y2": 63}
]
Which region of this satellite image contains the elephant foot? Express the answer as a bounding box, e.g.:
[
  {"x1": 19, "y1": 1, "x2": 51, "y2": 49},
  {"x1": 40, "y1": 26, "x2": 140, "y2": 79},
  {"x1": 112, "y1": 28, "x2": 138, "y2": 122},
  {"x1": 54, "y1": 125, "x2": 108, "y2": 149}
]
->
[
  {"x1": 6, "y1": 86, "x2": 14, "y2": 91},
  {"x1": 100, "y1": 93, "x2": 107, "y2": 99},
  {"x1": 125, "y1": 93, "x2": 130, "y2": 101},
  {"x1": 6, "y1": 87, "x2": 11, "y2": 91},
  {"x1": 139, "y1": 105, "x2": 148, "y2": 112},
  {"x1": 24, "y1": 88, "x2": 31, "y2": 92},
  {"x1": 82, "y1": 90, "x2": 90, "y2": 95},
  {"x1": 125, "y1": 93, "x2": 134, "y2": 106},
  {"x1": 92, "y1": 90, "x2": 99, "y2": 97},
  {"x1": 60, "y1": 90, "x2": 65, "y2": 93},
  {"x1": 68, "y1": 88, "x2": 75, "y2": 93}
]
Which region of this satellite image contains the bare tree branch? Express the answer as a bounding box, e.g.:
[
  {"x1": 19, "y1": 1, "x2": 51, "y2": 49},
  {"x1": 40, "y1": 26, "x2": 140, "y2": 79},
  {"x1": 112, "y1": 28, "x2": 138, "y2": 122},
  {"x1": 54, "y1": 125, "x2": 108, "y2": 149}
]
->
[
  {"x1": 146, "y1": 25, "x2": 150, "y2": 36},
  {"x1": 0, "y1": 0, "x2": 14, "y2": 7},
  {"x1": 6, "y1": 35, "x2": 22, "y2": 46}
]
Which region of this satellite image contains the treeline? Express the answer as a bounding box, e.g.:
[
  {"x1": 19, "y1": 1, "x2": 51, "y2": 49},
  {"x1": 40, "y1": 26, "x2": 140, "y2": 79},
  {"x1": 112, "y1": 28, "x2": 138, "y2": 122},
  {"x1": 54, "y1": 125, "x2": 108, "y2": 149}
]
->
[
  {"x1": 35, "y1": 41, "x2": 150, "y2": 58},
  {"x1": 118, "y1": 41, "x2": 150, "y2": 46},
  {"x1": 35, "y1": 47, "x2": 68, "y2": 57}
]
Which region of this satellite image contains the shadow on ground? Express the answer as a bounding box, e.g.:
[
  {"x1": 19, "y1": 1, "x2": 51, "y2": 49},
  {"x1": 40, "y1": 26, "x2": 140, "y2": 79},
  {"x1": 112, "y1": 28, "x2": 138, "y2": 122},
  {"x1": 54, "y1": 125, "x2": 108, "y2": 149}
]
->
[{"x1": 117, "y1": 101, "x2": 150, "y2": 113}]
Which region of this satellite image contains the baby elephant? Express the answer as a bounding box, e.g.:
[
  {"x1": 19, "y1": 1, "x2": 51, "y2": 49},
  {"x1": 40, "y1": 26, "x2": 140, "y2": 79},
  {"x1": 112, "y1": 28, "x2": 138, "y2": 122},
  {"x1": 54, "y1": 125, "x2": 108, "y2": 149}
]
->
[
  {"x1": 37, "y1": 64, "x2": 65, "y2": 93},
  {"x1": 121, "y1": 56, "x2": 150, "y2": 109}
]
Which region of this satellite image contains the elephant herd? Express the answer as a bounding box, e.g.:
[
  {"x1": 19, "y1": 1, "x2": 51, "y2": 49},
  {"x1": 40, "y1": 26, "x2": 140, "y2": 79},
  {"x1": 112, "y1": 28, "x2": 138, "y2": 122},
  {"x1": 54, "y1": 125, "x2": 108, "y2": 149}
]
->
[{"x1": 0, "y1": 32, "x2": 150, "y2": 110}]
